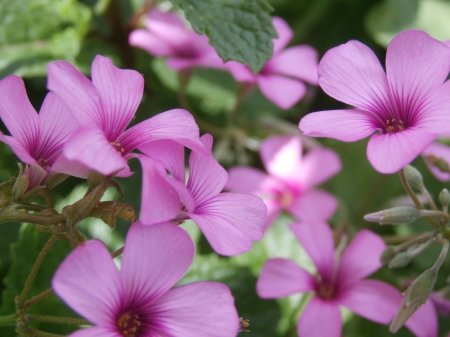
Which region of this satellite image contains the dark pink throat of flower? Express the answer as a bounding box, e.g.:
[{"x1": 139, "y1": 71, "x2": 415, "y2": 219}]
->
[
  {"x1": 117, "y1": 312, "x2": 142, "y2": 337},
  {"x1": 384, "y1": 118, "x2": 405, "y2": 134},
  {"x1": 316, "y1": 282, "x2": 334, "y2": 301}
]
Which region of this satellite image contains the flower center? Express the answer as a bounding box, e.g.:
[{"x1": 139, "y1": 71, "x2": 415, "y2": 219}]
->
[
  {"x1": 317, "y1": 282, "x2": 334, "y2": 300},
  {"x1": 110, "y1": 141, "x2": 125, "y2": 155},
  {"x1": 384, "y1": 118, "x2": 405, "y2": 134},
  {"x1": 117, "y1": 312, "x2": 141, "y2": 336},
  {"x1": 37, "y1": 158, "x2": 49, "y2": 170},
  {"x1": 279, "y1": 190, "x2": 296, "y2": 209}
]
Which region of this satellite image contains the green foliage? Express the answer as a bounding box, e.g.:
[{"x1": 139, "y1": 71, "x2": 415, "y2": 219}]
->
[
  {"x1": 0, "y1": 0, "x2": 92, "y2": 77},
  {"x1": 169, "y1": 0, "x2": 277, "y2": 73}
]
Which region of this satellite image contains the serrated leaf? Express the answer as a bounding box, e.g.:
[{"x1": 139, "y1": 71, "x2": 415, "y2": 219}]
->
[
  {"x1": 169, "y1": 0, "x2": 277, "y2": 73},
  {"x1": 0, "y1": 0, "x2": 92, "y2": 77}
]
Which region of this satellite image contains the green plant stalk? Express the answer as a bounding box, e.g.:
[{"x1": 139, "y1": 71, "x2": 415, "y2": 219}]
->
[
  {"x1": 25, "y1": 314, "x2": 90, "y2": 326},
  {"x1": 399, "y1": 169, "x2": 439, "y2": 228},
  {"x1": 24, "y1": 288, "x2": 54, "y2": 310},
  {"x1": 0, "y1": 313, "x2": 16, "y2": 326},
  {"x1": 27, "y1": 327, "x2": 66, "y2": 337},
  {"x1": 17, "y1": 235, "x2": 58, "y2": 310}
]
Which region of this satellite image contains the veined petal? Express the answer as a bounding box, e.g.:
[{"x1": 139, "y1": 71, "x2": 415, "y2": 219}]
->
[
  {"x1": 422, "y1": 142, "x2": 450, "y2": 181},
  {"x1": 257, "y1": 258, "x2": 315, "y2": 298},
  {"x1": 129, "y1": 29, "x2": 174, "y2": 57},
  {"x1": 119, "y1": 109, "x2": 206, "y2": 155},
  {"x1": 52, "y1": 240, "x2": 122, "y2": 327},
  {"x1": 138, "y1": 155, "x2": 181, "y2": 225},
  {"x1": 187, "y1": 134, "x2": 228, "y2": 206},
  {"x1": 91, "y1": 56, "x2": 144, "y2": 140},
  {"x1": 318, "y1": 40, "x2": 393, "y2": 115},
  {"x1": 386, "y1": 30, "x2": 450, "y2": 122},
  {"x1": 269, "y1": 45, "x2": 319, "y2": 84},
  {"x1": 272, "y1": 17, "x2": 293, "y2": 53},
  {"x1": 68, "y1": 327, "x2": 122, "y2": 337},
  {"x1": 47, "y1": 61, "x2": 103, "y2": 127},
  {"x1": 297, "y1": 147, "x2": 342, "y2": 190},
  {"x1": 1, "y1": 135, "x2": 39, "y2": 166},
  {"x1": 337, "y1": 279, "x2": 401, "y2": 324},
  {"x1": 0, "y1": 75, "x2": 39, "y2": 152},
  {"x1": 336, "y1": 230, "x2": 385, "y2": 287},
  {"x1": 189, "y1": 192, "x2": 266, "y2": 256},
  {"x1": 138, "y1": 140, "x2": 185, "y2": 183},
  {"x1": 299, "y1": 109, "x2": 377, "y2": 142},
  {"x1": 262, "y1": 198, "x2": 282, "y2": 231},
  {"x1": 288, "y1": 189, "x2": 337, "y2": 221},
  {"x1": 63, "y1": 126, "x2": 127, "y2": 176},
  {"x1": 50, "y1": 154, "x2": 92, "y2": 178},
  {"x1": 148, "y1": 282, "x2": 239, "y2": 337},
  {"x1": 260, "y1": 135, "x2": 303, "y2": 183},
  {"x1": 290, "y1": 222, "x2": 335, "y2": 283},
  {"x1": 257, "y1": 74, "x2": 306, "y2": 109},
  {"x1": 225, "y1": 166, "x2": 282, "y2": 195},
  {"x1": 367, "y1": 127, "x2": 436, "y2": 174},
  {"x1": 121, "y1": 222, "x2": 194, "y2": 306},
  {"x1": 405, "y1": 299, "x2": 438, "y2": 337},
  {"x1": 297, "y1": 297, "x2": 342, "y2": 337}
]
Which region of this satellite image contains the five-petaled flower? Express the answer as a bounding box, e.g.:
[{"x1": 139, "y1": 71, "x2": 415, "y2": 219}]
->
[
  {"x1": 53, "y1": 222, "x2": 239, "y2": 337},
  {"x1": 299, "y1": 30, "x2": 450, "y2": 173}
]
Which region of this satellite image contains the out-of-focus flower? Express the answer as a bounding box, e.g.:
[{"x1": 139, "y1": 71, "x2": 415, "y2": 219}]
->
[
  {"x1": 226, "y1": 135, "x2": 340, "y2": 230},
  {"x1": 422, "y1": 141, "x2": 450, "y2": 181},
  {"x1": 226, "y1": 17, "x2": 319, "y2": 109},
  {"x1": 299, "y1": 30, "x2": 450, "y2": 174},
  {"x1": 46, "y1": 55, "x2": 206, "y2": 178},
  {"x1": 0, "y1": 75, "x2": 88, "y2": 187},
  {"x1": 138, "y1": 134, "x2": 267, "y2": 256},
  {"x1": 256, "y1": 221, "x2": 437, "y2": 337},
  {"x1": 53, "y1": 222, "x2": 239, "y2": 337},
  {"x1": 129, "y1": 9, "x2": 224, "y2": 71}
]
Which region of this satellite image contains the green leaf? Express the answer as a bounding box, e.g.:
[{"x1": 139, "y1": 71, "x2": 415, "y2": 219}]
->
[
  {"x1": 168, "y1": 0, "x2": 277, "y2": 73},
  {"x1": 0, "y1": 0, "x2": 92, "y2": 77}
]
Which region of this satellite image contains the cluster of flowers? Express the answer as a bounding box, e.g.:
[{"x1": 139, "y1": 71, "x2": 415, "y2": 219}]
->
[{"x1": 2, "y1": 6, "x2": 450, "y2": 337}]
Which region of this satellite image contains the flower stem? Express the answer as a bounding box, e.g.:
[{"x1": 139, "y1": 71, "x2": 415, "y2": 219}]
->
[
  {"x1": 0, "y1": 313, "x2": 16, "y2": 326},
  {"x1": 17, "y1": 235, "x2": 58, "y2": 310},
  {"x1": 432, "y1": 238, "x2": 449, "y2": 271},
  {"x1": 25, "y1": 314, "x2": 90, "y2": 326},
  {"x1": 398, "y1": 169, "x2": 439, "y2": 228},
  {"x1": 27, "y1": 327, "x2": 67, "y2": 337},
  {"x1": 24, "y1": 288, "x2": 54, "y2": 310}
]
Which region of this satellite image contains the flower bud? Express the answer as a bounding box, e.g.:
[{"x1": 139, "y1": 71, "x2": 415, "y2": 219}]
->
[
  {"x1": 425, "y1": 154, "x2": 450, "y2": 173},
  {"x1": 380, "y1": 246, "x2": 397, "y2": 265},
  {"x1": 0, "y1": 179, "x2": 15, "y2": 211},
  {"x1": 388, "y1": 240, "x2": 432, "y2": 269},
  {"x1": 12, "y1": 172, "x2": 29, "y2": 201},
  {"x1": 439, "y1": 188, "x2": 450, "y2": 209},
  {"x1": 390, "y1": 268, "x2": 437, "y2": 333},
  {"x1": 404, "y1": 165, "x2": 423, "y2": 189},
  {"x1": 44, "y1": 173, "x2": 69, "y2": 189},
  {"x1": 364, "y1": 206, "x2": 420, "y2": 225}
]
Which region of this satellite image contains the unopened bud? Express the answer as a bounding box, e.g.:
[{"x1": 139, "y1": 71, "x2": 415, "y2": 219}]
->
[
  {"x1": 404, "y1": 165, "x2": 423, "y2": 189},
  {"x1": 425, "y1": 154, "x2": 450, "y2": 173},
  {"x1": 380, "y1": 246, "x2": 397, "y2": 265},
  {"x1": 390, "y1": 268, "x2": 437, "y2": 333},
  {"x1": 388, "y1": 240, "x2": 432, "y2": 269},
  {"x1": 439, "y1": 189, "x2": 450, "y2": 208},
  {"x1": 0, "y1": 179, "x2": 15, "y2": 211},
  {"x1": 44, "y1": 173, "x2": 69, "y2": 189},
  {"x1": 90, "y1": 201, "x2": 136, "y2": 228},
  {"x1": 12, "y1": 164, "x2": 29, "y2": 201},
  {"x1": 364, "y1": 206, "x2": 420, "y2": 225}
]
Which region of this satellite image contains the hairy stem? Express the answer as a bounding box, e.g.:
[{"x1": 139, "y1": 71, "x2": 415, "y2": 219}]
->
[
  {"x1": 24, "y1": 288, "x2": 54, "y2": 310},
  {"x1": 25, "y1": 314, "x2": 90, "y2": 326}
]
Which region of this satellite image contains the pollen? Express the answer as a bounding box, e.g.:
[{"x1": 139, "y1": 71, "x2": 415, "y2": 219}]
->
[
  {"x1": 37, "y1": 158, "x2": 49, "y2": 170},
  {"x1": 117, "y1": 313, "x2": 141, "y2": 337},
  {"x1": 110, "y1": 141, "x2": 125, "y2": 155},
  {"x1": 385, "y1": 118, "x2": 405, "y2": 133},
  {"x1": 317, "y1": 282, "x2": 334, "y2": 300}
]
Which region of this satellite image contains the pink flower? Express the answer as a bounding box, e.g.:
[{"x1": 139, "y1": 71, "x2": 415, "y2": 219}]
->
[
  {"x1": 422, "y1": 141, "x2": 450, "y2": 181},
  {"x1": 129, "y1": 9, "x2": 224, "y2": 71},
  {"x1": 299, "y1": 30, "x2": 450, "y2": 174},
  {"x1": 138, "y1": 134, "x2": 267, "y2": 256},
  {"x1": 226, "y1": 135, "x2": 341, "y2": 230},
  {"x1": 226, "y1": 17, "x2": 319, "y2": 109},
  {"x1": 257, "y1": 221, "x2": 437, "y2": 337},
  {"x1": 46, "y1": 55, "x2": 206, "y2": 177},
  {"x1": 0, "y1": 75, "x2": 88, "y2": 186},
  {"x1": 52, "y1": 222, "x2": 239, "y2": 337}
]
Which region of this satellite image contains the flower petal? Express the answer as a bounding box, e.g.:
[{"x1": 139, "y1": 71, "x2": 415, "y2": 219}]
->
[
  {"x1": 262, "y1": 198, "x2": 282, "y2": 231},
  {"x1": 257, "y1": 258, "x2": 315, "y2": 298},
  {"x1": 148, "y1": 282, "x2": 239, "y2": 337},
  {"x1": 47, "y1": 61, "x2": 103, "y2": 126},
  {"x1": 272, "y1": 17, "x2": 293, "y2": 53},
  {"x1": 226, "y1": 61, "x2": 255, "y2": 82},
  {"x1": 138, "y1": 155, "x2": 181, "y2": 225},
  {"x1": 1, "y1": 135, "x2": 39, "y2": 166},
  {"x1": 290, "y1": 222, "x2": 335, "y2": 283},
  {"x1": 386, "y1": 30, "x2": 450, "y2": 120},
  {"x1": 297, "y1": 147, "x2": 342, "y2": 190},
  {"x1": 129, "y1": 29, "x2": 174, "y2": 57},
  {"x1": 318, "y1": 40, "x2": 393, "y2": 115},
  {"x1": 367, "y1": 127, "x2": 436, "y2": 174},
  {"x1": 288, "y1": 189, "x2": 337, "y2": 221},
  {"x1": 0, "y1": 75, "x2": 39, "y2": 152},
  {"x1": 269, "y1": 45, "x2": 319, "y2": 84},
  {"x1": 68, "y1": 327, "x2": 122, "y2": 337},
  {"x1": 225, "y1": 166, "x2": 282, "y2": 195},
  {"x1": 338, "y1": 279, "x2": 401, "y2": 324},
  {"x1": 405, "y1": 299, "x2": 438, "y2": 337},
  {"x1": 50, "y1": 155, "x2": 92, "y2": 179},
  {"x1": 63, "y1": 126, "x2": 127, "y2": 176},
  {"x1": 422, "y1": 142, "x2": 450, "y2": 181},
  {"x1": 300, "y1": 108, "x2": 378, "y2": 142},
  {"x1": 297, "y1": 297, "x2": 342, "y2": 337},
  {"x1": 187, "y1": 134, "x2": 228, "y2": 206},
  {"x1": 120, "y1": 109, "x2": 206, "y2": 155},
  {"x1": 416, "y1": 80, "x2": 450, "y2": 134},
  {"x1": 189, "y1": 192, "x2": 266, "y2": 256},
  {"x1": 91, "y1": 55, "x2": 144, "y2": 140},
  {"x1": 121, "y1": 222, "x2": 195, "y2": 305},
  {"x1": 336, "y1": 229, "x2": 385, "y2": 287},
  {"x1": 52, "y1": 240, "x2": 122, "y2": 326},
  {"x1": 257, "y1": 74, "x2": 306, "y2": 109}
]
